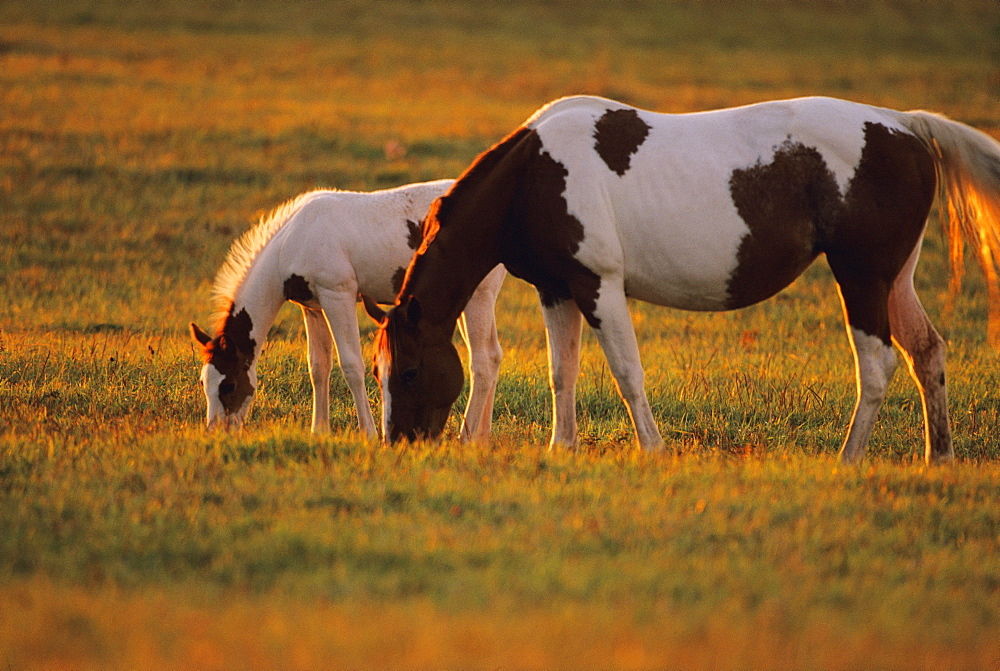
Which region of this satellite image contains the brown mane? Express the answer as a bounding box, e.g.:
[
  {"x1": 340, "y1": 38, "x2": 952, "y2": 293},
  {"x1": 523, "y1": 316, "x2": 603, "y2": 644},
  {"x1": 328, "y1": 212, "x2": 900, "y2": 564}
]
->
[{"x1": 396, "y1": 126, "x2": 533, "y2": 330}]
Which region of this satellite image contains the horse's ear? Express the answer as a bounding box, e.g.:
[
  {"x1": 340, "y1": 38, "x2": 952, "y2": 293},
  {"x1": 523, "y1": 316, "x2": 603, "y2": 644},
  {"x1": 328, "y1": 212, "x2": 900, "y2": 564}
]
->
[
  {"x1": 403, "y1": 295, "x2": 422, "y2": 325},
  {"x1": 190, "y1": 322, "x2": 212, "y2": 347},
  {"x1": 361, "y1": 295, "x2": 387, "y2": 325}
]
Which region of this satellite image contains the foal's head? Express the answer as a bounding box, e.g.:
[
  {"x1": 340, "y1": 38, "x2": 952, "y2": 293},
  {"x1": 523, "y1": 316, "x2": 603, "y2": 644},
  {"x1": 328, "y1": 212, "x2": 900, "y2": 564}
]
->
[
  {"x1": 367, "y1": 296, "x2": 464, "y2": 443},
  {"x1": 190, "y1": 322, "x2": 257, "y2": 430}
]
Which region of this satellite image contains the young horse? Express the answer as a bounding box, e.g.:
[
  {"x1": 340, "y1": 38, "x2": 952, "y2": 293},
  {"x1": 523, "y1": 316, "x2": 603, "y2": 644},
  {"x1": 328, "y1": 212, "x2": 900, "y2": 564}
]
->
[
  {"x1": 190, "y1": 179, "x2": 506, "y2": 440},
  {"x1": 372, "y1": 95, "x2": 1000, "y2": 463}
]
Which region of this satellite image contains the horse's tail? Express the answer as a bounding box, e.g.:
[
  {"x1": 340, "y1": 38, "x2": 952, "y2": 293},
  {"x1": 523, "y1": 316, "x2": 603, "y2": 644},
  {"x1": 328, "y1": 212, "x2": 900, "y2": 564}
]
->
[{"x1": 897, "y1": 110, "x2": 1000, "y2": 343}]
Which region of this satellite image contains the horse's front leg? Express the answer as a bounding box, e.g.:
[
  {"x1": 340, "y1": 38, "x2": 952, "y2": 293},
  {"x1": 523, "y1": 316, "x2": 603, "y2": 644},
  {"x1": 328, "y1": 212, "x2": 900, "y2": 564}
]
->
[
  {"x1": 301, "y1": 306, "x2": 334, "y2": 434},
  {"x1": 315, "y1": 289, "x2": 378, "y2": 439},
  {"x1": 585, "y1": 282, "x2": 664, "y2": 452},
  {"x1": 540, "y1": 296, "x2": 584, "y2": 448},
  {"x1": 457, "y1": 265, "x2": 506, "y2": 443}
]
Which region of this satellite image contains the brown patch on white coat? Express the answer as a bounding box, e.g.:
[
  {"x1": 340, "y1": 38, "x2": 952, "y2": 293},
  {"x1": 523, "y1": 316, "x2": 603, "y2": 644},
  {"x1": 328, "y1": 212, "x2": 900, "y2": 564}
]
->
[
  {"x1": 727, "y1": 122, "x2": 934, "y2": 340},
  {"x1": 593, "y1": 107, "x2": 651, "y2": 177},
  {"x1": 727, "y1": 122, "x2": 940, "y2": 460}
]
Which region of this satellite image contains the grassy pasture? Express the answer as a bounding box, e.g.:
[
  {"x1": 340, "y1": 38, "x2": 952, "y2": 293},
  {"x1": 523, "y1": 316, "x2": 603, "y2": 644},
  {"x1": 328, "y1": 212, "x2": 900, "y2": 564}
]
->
[{"x1": 1, "y1": 0, "x2": 999, "y2": 667}]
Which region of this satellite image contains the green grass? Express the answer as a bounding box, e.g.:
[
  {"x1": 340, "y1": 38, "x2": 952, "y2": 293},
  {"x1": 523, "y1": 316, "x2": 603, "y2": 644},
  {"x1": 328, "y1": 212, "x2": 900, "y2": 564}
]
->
[
  {"x1": 1, "y1": 0, "x2": 999, "y2": 666},
  {"x1": 2, "y1": 433, "x2": 999, "y2": 667}
]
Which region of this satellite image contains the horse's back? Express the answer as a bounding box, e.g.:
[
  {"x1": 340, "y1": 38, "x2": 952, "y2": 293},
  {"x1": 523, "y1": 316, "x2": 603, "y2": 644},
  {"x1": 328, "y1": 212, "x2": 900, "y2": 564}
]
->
[
  {"x1": 279, "y1": 180, "x2": 454, "y2": 303},
  {"x1": 288, "y1": 180, "x2": 453, "y2": 241},
  {"x1": 520, "y1": 96, "x2": 928, "y2": 311}
]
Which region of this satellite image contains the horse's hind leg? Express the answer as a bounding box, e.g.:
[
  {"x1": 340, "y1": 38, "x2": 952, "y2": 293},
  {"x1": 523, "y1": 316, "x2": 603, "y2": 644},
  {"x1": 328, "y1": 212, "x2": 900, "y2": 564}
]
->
[
  {"x1": 838, "y1": 325, "x2": 898, "y2": 462},
  {"x1": 827, "y1": 263, "x2": 898, "y2": 463},
  {"x1": 888, "y1": 240, "x2": 953, "y2": 463}
]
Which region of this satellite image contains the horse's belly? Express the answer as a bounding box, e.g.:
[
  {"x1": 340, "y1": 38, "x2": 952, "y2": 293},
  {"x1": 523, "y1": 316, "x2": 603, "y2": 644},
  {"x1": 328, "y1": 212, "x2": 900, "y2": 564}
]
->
[
  {"x1": 609, "y1": 196, "x2": 750, "y2": 311},
  {"x1": 619, "y1": 219, "x2": 817, "y2": 312},
  {"x1": 601, "y1": 148, "x2": 821, "y2": 311},
  {"x1": 622, "y1": 241, "x2": 742, "y2": 311}
]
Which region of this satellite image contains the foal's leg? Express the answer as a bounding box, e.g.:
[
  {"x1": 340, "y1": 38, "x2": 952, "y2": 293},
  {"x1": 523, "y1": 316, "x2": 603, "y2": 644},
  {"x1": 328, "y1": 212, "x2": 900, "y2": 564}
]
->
[
  {"x1": 888, "y1": 241, "x2": 953, "y2": 463},
  {"x1": 540, "y1": 296, "x2": 583, "y2": 448},
  {"x1": 586, "y1": 282, "x2": 664, "y2": 451},
  {"x1": 315, "y1": 289, "x2": 378, "y2": 438},
  {"x1": 302, "y1": 306, "x2": 335, "y2": 433},
  {"x1": 457, "y1": 265, "x2": 505, "y2": 443},
  {"x1": 828, "y1": 268, "x2": 898, "y2": 463}
]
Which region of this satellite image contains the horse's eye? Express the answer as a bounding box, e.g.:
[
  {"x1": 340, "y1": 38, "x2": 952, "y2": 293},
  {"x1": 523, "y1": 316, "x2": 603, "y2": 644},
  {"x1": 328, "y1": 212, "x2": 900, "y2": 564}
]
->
[
  {"x1": 401, "y1": 368, "x2": 418, "y2": 385},
  {"x1": 219, "y1": 381, "x2": 236, "y2": 396}
]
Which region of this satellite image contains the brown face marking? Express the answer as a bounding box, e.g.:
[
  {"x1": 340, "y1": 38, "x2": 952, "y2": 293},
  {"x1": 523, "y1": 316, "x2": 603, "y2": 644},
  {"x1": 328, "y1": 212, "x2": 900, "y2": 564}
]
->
[
  {"x1": 374, "y1": 298, "x2": 464, "y2": 442},
  {"x1": 220, "y1": 306, "x2": 255, "y2": 354},
  {"x1": 593, "y1": 108, "x2": 651, "y2": 176},
  {"x1": 404, "y1": 219, "x2": 423, "y2": 250},
  {"x1": 206, "y1": 307, "x2": 257, "y2": 414},
  {"x1": 728, "y1": 122, "x2": 936, "y2": 343},
  {"x1": 282, "y1": 273, "x2": 314, "y2": 304}
]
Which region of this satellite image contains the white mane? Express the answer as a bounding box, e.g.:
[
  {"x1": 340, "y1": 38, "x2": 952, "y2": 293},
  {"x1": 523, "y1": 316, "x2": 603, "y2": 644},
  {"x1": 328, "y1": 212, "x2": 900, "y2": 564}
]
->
[{"x1": 210, "y1": 190, "x2": 326, "y2": 329}]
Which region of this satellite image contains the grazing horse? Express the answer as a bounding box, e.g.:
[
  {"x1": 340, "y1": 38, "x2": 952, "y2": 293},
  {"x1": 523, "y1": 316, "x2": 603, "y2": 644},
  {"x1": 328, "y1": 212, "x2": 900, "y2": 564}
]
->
[
  {"x1": 371, "y1": 95, "x2": 1000, "y2": 463},
  {"x1": 190, "y1": 180, "x2": 506, "y2": 439}
]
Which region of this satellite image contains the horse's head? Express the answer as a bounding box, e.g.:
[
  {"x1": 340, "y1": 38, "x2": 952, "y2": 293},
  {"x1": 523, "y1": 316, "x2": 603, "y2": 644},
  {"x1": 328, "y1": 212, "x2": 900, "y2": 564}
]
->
[
  {"x1": 190, "y1": 322, "x2": 257, "y2": 430},
  {"x1": 366, "y1": 296, "x2": 464, "y2": 443}
]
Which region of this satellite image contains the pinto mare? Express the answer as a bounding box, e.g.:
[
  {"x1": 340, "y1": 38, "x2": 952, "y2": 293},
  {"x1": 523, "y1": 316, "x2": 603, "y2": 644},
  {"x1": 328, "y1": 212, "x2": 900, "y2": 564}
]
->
[
  {"x1": 371, "y1": 96, "x2": 1000, "y2": 463},
  {"x1": 190, "y1": 179, "x2": 506, "y2": 440}
]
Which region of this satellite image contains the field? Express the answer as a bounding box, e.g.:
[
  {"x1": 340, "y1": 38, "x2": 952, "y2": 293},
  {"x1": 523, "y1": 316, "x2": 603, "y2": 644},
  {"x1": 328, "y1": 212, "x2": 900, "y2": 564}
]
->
[{"x1": 2, "y1": 0, "x2": 999, "y2": 667}]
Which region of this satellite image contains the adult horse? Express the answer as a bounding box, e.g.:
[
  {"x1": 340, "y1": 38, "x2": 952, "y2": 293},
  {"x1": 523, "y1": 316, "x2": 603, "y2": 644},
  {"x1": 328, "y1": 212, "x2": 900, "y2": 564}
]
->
[
  {"x1": 370, "y1": 95, "x2": 1000, "y2": 463},
  {"x1": 190, "y1": 180, "x2": 506, "y2": 440}
]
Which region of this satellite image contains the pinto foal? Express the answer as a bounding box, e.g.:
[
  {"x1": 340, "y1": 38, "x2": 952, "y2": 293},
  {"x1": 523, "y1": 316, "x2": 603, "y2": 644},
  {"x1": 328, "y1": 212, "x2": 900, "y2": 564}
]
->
[
  {"x1": 191, "y1": 180, "x2": 506, "y2": 440},
  {"x1": 372, "y1": 96, "x2": 1000, "y2": 463}
]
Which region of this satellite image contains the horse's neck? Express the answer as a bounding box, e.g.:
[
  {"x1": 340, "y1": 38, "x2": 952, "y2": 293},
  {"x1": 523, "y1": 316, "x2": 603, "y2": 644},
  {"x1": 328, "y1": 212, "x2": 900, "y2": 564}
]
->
[
  {"x1": 407, "y1": 239, "x2": 499, "y2": 329},
  {"x1": 223, "y1": 251, "x2": 285, "y2": 361},
  {"x1": 402, "y1": 127, "x2": 532, "y2": 329}
]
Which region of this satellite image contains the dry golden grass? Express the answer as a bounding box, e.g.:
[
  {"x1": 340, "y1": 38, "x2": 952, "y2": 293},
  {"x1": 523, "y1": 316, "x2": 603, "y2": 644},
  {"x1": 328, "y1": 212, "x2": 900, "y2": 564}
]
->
[{"x1": 4, "y1": 575, "x2": 997, "y2": 669}]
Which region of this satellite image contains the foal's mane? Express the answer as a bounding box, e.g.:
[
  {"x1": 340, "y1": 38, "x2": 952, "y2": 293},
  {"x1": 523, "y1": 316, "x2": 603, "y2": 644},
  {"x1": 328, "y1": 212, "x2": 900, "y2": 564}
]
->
[{"x1": 210, "y1": 190, "x2": 325, "y2": 332}]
